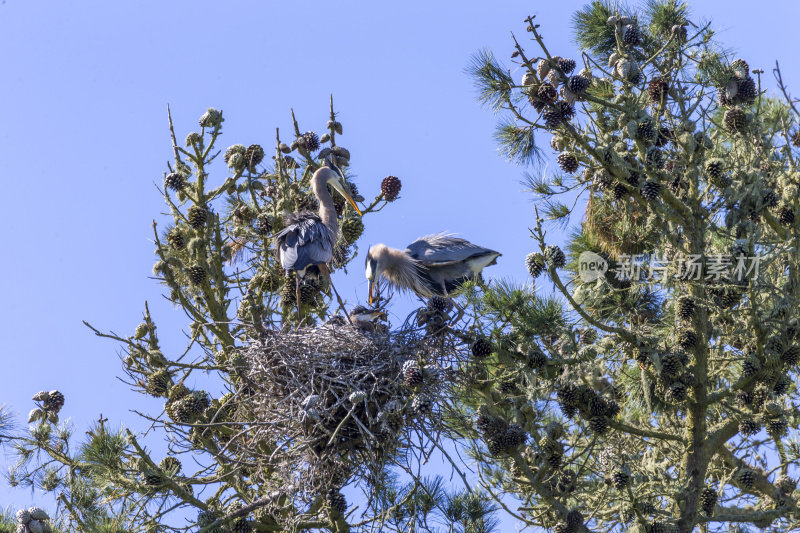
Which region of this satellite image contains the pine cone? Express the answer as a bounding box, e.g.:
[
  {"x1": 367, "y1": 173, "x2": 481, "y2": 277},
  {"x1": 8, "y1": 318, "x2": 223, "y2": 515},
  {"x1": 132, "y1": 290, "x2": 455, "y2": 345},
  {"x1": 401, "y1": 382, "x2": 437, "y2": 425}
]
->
[
  {"x1": 556, "y1": 57, "x2": 576, "y2": 74},
  {"x1": 411, "y1": 394, "x2": 433, "y2": 415},
  {"x1": 637, "y1": 118, "x2": 655, "y2": 141},
  {"x1": 187, "y1": 206, "x2": 208, "y2": 229},
  {"x1": 660, "y1": 353, "x2": 680, "y2": 376},
  {"x1": 645, "y1": 146, "x2": 663, "y2": 168},
  {"x1": 145, "y1": 370, "x2": 172, "y2": 397},
  {"x1": 427, "y1": 295, "x2": 452, "y2": 313},
  {"x1": 678, "y1": 330, "x2": 697, "y2": 349},
  {"x1": 774, "y1": 375, "x2": 791, "y2": 396},
  {"x1": 253, "y1": 213, "x2": 272, "y2": 236},
  {"x1": 535, "y1": 59, "x2": 551, "y2": 79},
  {"x1": 537, "y1": 83, "x2": 558, "y2": 103},
  {"x1": 341, "y1": 216, "x2": 364, "y2": 244},
  {"x1": 224, "y1": 144, "x2": 246, "y2": 167},
  {"x1": 557, "y1": 384, "x2": 579, "y2": 408},
  {"x1": 43, "y1": 391, "x2": 65, "y2": 413},
  {"x1": 300, "y1": 131, "x2": 320, "y2": 152},
  {"x1": 381, "y1": 176, "x2": 402, "y2": 201},
  {"x1": 556, "y1": 100, "x2": 575, "y2": 120},
  {"x1": 641, "y1": 180, "x2": 661, "y2": 201},
  {"x1": 724, "y1": 108, "x2": 747, "y2": 133},
  {"x1": 245, "y1": 144, "x2": 265, "y2": 166},
  {"x1": 165, "y1": 172, "x2": 186, "y2": 191},
  {"x1": 738, "y1": 468, "x2": 755, "y2": 488},
  {"x1": 502, "y1": 423, "x2": 527, "y2": 450},
  {"x1": 471, "y1": 338, "x2": 493, "y2": 358},
  {"x1": 700, "y1": 487, "x2": 717, "y2": 515},
  {"x1": 738, "y1": 419, "x2": 759, "y2": 436},
  {"x1": 566, "y1": 509, "x2": 583, "y2": 529},
  {"x1": 622, "y1": 24, "x2": 640, "y2": 45},
  {"x1": 188, "y1": 265, "x2": 207, "y2": 284},
  {"x1": 589, "y1": 415, "x2": 609, "y2": 435},
  {"x1": 647, "y1": 77, "x2": 669, "y2": 103},
  {"x1": 542, "y1": 109, "x2": 562, "y2": 129},
  {"x1": 731, "y1": 58, "x2": 749, "y2": 77},
  {"x1": 158, "y1": 456, "x2": 182, "y2": 474},
  {"x1": 567, "y1": 75, "x2": 591, "y2": 95},
  {"x1": 778, "y1": 206, "x2": 795, "y2": 226},
  {"x1": 737, "y1": 77, "x2": 757, "y2": 104},
  {"x1": 678, "y1": 296, "x2": 695, "y2": 320},
  {"x1": 781, "y1": 345, "x2": 800, "y2": 366},
  {"x1": 327, "y1": 490, "x2": 347, "y2": 515},
  {"x1": 526, "y1": 348, "x2": 548, "y2": 369},
  {"x1": 767, "y1": 419, "x2": 788, "y2": 438},
  {"x1": 404, "y1": 366, "x2": 424, "y2": 388},
  {"x1": 612, "y1": 471, "x2": 629, "y2": 489},
  {"x1": 525, "y1": 252, "x2": 546, "y2": 278},
  {"x1": 557, "y1": 152, "x2": 579, "y2": 173},
  {"x1": 666, "y1": 382, "x2": 687, "y2": 402},
  {"x1": 166, "y1": 228, "x2": 186, "y2": 249},
  {"x1": 544, "y1": 245, "x2": 566, "y2": 268}
]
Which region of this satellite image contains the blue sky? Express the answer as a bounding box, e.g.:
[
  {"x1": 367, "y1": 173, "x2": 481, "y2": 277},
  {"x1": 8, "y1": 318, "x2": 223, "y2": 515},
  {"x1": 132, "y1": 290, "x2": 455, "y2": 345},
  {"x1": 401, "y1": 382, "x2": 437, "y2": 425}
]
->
[{"x1": 1, "y1": 0, "x2": 799, "y2": 525}]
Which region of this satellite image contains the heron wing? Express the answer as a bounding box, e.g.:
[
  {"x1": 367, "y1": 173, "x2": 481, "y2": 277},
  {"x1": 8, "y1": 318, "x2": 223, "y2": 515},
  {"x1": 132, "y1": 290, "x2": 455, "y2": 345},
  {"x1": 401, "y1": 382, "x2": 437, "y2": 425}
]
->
[
  {"x1": 405, "y1": 234, "x2": 499, "y2": 267},
  {"x1": 274, "y1": 212, "x2": 335, "y2": 272}
]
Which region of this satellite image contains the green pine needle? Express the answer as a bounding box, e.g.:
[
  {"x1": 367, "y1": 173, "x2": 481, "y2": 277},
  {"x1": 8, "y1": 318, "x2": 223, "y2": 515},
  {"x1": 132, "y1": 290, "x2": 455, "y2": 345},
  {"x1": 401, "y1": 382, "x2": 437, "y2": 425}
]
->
[
  {"x1": 572, "y1": 1, "x2": 624, "y2": 58},
  {"x1": 523, "y1": 171, "x2": 556, "y2": 196},
  {"x1": 542, "y1": 200, "x2": 572, "y2": 226},
  {"x1": 644, "y1": 0, "x2": 689, "y2": 37},
  {"x1": 467, "y1": 50, "x2": 514, "y2": 113},
  {"x1": 495, "y1": 120, "x2": 542, "y2": 165}
]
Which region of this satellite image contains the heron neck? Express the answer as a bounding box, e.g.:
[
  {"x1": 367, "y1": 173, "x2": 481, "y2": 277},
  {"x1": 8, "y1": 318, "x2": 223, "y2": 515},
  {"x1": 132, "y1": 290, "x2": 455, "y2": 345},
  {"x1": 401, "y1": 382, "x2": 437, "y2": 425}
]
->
[
  {"x1": 383, "y1": 247, "x2": 424, "y2": 291},
  {"x1": 311, "y1": 168, "x2": 339, "y2": 239}
]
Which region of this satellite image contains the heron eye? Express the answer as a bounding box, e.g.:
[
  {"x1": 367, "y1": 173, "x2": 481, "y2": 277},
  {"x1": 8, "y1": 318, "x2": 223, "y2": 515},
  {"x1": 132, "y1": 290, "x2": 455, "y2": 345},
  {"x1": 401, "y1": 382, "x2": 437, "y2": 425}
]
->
[{"x1": 366, "y1": 259, "x2": 377, "y2": 277}]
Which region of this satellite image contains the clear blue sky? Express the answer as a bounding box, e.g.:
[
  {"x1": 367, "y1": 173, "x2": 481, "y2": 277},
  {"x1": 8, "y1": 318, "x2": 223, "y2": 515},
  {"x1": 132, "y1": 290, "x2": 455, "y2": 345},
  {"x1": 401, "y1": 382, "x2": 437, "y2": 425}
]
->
[{"x1": 1, "y1": 0, "x2": 799, "y2": 525}]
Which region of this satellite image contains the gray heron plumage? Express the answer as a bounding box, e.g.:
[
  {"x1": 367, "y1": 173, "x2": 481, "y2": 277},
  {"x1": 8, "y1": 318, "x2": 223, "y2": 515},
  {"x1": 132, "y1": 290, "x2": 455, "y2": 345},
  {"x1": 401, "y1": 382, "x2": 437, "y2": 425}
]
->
[
  {"x1": 274, "y1": 159, "x2": 361, "y2": 313},
  {"x1": 365, "y1": 234, "x2": 501, "y2": 303},
  {"x1": 323, "y1": 305, "x2": 387, "y2": 333}
]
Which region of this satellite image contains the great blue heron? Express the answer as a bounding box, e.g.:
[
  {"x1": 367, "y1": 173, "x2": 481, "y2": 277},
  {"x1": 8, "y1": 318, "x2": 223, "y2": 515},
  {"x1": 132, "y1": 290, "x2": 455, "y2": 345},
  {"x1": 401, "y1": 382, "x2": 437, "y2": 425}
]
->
[
  {"x1": 275, "y1": 159, "x2": 361, "y2": 316},
  {"x1": 365, "y1": 234, "x2": 501, "y2": 304}
]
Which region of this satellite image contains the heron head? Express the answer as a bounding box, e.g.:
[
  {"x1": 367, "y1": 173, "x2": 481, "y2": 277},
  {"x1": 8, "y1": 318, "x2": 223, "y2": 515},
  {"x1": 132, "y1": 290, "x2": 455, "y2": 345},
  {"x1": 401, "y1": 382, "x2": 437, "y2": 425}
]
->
[
  {"x1": 365, "y1": 244, "x2": 387, "y2": 305},
  {"x1": 322, "y1": 160, "x2": 362, "y2": 216},
  {"x1": 349, "y1": 304, "x2": 387, "y2": 322}
]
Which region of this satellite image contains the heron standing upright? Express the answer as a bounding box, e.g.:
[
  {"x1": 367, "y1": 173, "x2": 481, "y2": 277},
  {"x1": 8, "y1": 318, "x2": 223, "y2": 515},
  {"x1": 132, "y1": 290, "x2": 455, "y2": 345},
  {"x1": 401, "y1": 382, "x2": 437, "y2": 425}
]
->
[
  {"x1": 365, "y1": 234, "x2": 501, "y2": 304},
  {"x1": 275, "y1": 158, "x2": 362, "y2": 317}
]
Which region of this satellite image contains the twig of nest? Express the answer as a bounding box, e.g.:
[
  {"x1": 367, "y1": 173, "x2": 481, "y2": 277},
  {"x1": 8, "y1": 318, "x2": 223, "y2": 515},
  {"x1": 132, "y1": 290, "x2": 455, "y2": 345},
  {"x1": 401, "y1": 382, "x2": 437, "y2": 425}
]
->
[{"x1": 237, "y1": 321, "x2": 460, "y2": 500}]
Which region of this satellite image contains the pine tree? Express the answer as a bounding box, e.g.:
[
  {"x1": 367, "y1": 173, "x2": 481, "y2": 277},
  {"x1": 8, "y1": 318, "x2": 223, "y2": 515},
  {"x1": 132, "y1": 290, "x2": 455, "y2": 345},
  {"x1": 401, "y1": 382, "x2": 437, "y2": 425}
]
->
[
  {"x1": 3, "y1": 102, "x2": 471, "y2": 533},
  {"x1": 466, "y1": 1, "x2": 800, "y2": 531}
]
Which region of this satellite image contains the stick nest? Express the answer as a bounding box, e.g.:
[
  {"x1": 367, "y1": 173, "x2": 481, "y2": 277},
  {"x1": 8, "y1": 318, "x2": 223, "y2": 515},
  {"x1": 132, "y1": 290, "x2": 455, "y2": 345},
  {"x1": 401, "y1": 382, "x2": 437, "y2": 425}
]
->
[{"x1": 237, "y1": 321, "x2": 455, "y2": 499}]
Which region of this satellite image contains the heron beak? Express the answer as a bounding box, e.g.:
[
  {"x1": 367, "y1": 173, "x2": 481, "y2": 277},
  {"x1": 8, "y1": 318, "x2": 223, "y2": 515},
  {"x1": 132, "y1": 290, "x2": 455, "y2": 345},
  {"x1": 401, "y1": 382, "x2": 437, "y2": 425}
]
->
[
  {"x1": 328, "y1": 177, "x2": 363, "y2": 216},
  {"x1": 368, "y1": 279, "x2": 375, "y2": 305}
]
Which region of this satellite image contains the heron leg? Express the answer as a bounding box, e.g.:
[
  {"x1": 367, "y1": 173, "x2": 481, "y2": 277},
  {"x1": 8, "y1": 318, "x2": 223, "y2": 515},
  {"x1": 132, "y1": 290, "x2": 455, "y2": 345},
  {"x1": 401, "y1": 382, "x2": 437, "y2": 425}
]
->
[
  {"x1": 439, "y1": 282, "x2": 464, "y2": 324},
  {"x1": 295, "y1": 273, "x2": 302, "y2": 327},
  {"x1": 451, "y1": 299, "x2": 465, "y2": 325},
  {"x1": 319, "y1": 264, "x2": 353, "y2": 326}
]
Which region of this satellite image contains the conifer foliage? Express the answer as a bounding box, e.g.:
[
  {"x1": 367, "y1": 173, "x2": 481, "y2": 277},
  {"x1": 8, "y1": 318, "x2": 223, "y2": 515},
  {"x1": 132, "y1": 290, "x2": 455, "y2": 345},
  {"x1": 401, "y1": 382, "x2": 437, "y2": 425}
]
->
[
  {"x1": 4, "y1": 101, "x2": 445, "y2": 533},
  {"x1": 467, "y1": 1, "x2": 800, "y2": 531}
]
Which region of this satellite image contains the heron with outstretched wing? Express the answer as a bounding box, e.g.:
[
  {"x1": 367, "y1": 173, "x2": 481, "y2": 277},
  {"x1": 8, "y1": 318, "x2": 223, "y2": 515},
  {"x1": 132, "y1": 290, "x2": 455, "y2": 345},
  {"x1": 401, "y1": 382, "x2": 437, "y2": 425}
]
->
[{"x1": 365, "y1": 233, "x2": 501, "y2": 304}]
